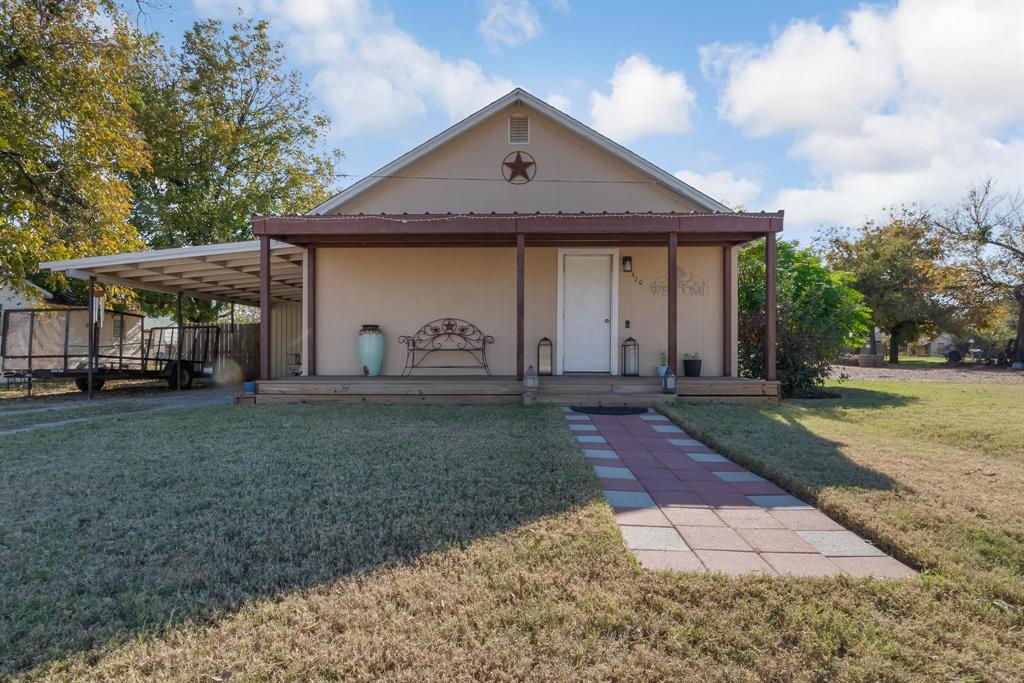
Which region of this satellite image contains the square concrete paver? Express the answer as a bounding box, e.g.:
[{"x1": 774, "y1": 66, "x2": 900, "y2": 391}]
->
[
  {"x1": 603, "y1": 490, "x2": 656, "y2": 509},
  {"x1": 633, "y1": 550, "x2": 705, "y2": 572},
  {"x1": 798, "y1": 531, "x2": 886, "y2": 557},
  {"x1": 714, "y1": 508, "x2": 784, "y2": 529},
  {"x1": 762, "y1": 552, "x2": 844, "y2": 577},
  {"x1": 769, "y1": 509, "x2": 845, "y2": 531},
  {"x1": 621, "y1": 526, "x2": 690, "y2": 551},
  {"x1": 662, "y1": 506, "x2": 725, "y2": 527},
  {"x1": 735, "y1": 528, "x2": 818, "y2": 553},
  {"x1": 569, "y1": 423, "x2": 598, "y2": 432},
  {"x1": 694, "y1": 550, "x2": 776, "y2": 576},
  {"x1": 677, "y1": 525, "x2": 753, "y2": 551},
  {"x1": 831, "y1": 556, "x2": 917, "y2": 578},
  {"x1": 575, "y1": 435, "x2": 607, "y2": 444},
  {"x1": 616, "y1": 508, "x2": 672, "y2": 527},
  {"x1": 667, "y1": 438, "x2": 703, "y2": 447},
  {"x1": 565, "y1": 414, "x2": 591, "y2": 421},
  {"x1": 747, "y1": 494, "x2": 812, "y2": 510},
  {"x1": 714, "y1": 471, "x2": 766, "y2": 482},
  {"x1": 686, "y1": 452, "x2": 729, "y2": 463},
  {"x1": 652, "y1": 425, "x2": 684, "y2": 433},
  {"x1": 640, "y1": 414, "x2": 670, "y2": 422},
  {"x1": 593, "y1": 465, "x2": 637, "y2": 480},
  {"x1": 583, "y1": 449, "x2": 620, "y2": 460}
]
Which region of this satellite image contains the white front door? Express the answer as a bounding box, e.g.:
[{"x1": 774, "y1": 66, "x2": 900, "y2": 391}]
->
[{"x1": 562, "y1": 254, "x2": 613, "y2": 372}]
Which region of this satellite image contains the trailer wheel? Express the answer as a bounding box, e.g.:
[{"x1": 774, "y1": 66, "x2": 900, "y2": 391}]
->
[
  {"x1": 166, "y1": 362, "x2": 194, "y2": 390},
  {"x1": 74, "y1": 377, "x2": 105, "y2": 392}
]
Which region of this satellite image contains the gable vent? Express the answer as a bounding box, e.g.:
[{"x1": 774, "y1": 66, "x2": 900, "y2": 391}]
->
[{"x1": 508, "y1": 115, "x2": 529, "y2": 144}]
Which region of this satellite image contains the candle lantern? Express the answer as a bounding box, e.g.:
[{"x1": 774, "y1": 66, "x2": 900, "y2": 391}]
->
[
  {"x1": 621, "y1": 337, "x2": 640, "y2": 376},
  {"x1": 537, "y1": 337, "x2": 553, "y2": 376},
  {"x1": 661, "y1": 366, "x2": 677, "y2": 394}
]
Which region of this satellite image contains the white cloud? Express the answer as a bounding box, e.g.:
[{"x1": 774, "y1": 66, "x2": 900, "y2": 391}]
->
[
  {"x1": 674, "y1": 170, "x2": 761, "y2": 209},
  {"x1": 545, "y1": 93, "x2": 572, "y2": 113},
  {"x1": 479, "y1": 1, "x2": 542, "y2": 49},
  {"x1": 702, "y1": 0, "x2": 1024, "y2": 231},
  {"x1": 194, "y1": 0, "x2": 513, "y2": 138},
  {"x1": 589, "y1": 54, "x2": 696, "y2": 142}
]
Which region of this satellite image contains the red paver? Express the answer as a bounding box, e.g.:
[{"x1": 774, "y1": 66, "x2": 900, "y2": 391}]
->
[
  {"x1": 762, "y1": 552, "x2": 844, "y2": 577},
  {"x1": 677, "y1": 525, "x2": 753, "y2": 551},
  {"x1": 569, "y1": 409, "x2": 915, "y2": 579},
  {"x1": 735, "y1": 528, "x2": 819, "y2": 553},
  {"x1": 633, "y1": 550, "x2": 706, "y2": 572},
  {"x1": 662, "y1": 507, "x2": 725, "y2": 526},
  {"x1": 694, "y1": 549, "x2": 776, "y2": 576}
]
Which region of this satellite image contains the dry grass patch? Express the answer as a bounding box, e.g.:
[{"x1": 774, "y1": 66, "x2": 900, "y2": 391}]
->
[{"x1": 2, "y1": 396, "x2": 1022, "y2": 680}]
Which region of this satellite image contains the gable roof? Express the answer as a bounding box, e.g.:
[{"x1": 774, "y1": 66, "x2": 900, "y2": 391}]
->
[{"x1": 310, "y1": 88, "x2": 732, "y2": 215}]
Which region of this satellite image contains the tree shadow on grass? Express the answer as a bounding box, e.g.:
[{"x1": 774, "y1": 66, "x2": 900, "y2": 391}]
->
[
  {"x1": 666, "y1": 386, "x2": 919, "y2": 496},
  {"x1": 0, "y1": 403, "x2": 598, "y2": 678}
]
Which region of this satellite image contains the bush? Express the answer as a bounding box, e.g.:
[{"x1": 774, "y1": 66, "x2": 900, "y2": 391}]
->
[{"x1": 739, "y1": 240, "x2": 870, "y2": 397}]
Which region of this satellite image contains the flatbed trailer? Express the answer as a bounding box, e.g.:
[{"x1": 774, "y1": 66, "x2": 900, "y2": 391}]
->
[{"x1": 1, "y1": 307, "x2": 222, "y2": 391}]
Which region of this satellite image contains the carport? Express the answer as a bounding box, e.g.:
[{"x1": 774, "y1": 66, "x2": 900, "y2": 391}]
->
[{"x1": 30, "y1": 240, "x2": 305, "y2": 397}]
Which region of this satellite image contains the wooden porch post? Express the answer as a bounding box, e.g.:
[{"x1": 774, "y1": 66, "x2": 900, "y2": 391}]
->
[
  {"x1": 516, "y1": 232, "x2": 525, "y2": 381},
  {"x1": 723, "y1": 245, "x2": 734, "y2": 377},
  {"x1": 306, "y1": 246, "x2": 316, "y2": 376},
  {"x1": 87, "y1": 276, "x2": 95, "y2": 400},
  {"x1": 667, "y1": 232, "x2": 678, "y2": 374},
  {"x1": 259, "y1": 235, "x2": 271, "y2": 381},
  {"x1": 175, "y1": 292, "x2": 183, "y2": 390},
  {"x1": 765, "y1": 232, "x2": 778, "y2": 381}
]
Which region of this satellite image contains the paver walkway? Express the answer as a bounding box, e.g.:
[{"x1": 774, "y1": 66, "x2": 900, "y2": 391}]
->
[{"x1": 564, "y1": 407, "x2": 916, "y2": 578}]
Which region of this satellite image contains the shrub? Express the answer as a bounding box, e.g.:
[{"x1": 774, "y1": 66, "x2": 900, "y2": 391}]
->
[{"x1": 739, "y1": 240, "x2": 871, "y2": 397}]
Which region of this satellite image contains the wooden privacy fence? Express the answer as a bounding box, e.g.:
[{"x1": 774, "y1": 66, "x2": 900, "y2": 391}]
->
[{"x1": 215, "y1": 322, "x2": 259, "y2": 381}]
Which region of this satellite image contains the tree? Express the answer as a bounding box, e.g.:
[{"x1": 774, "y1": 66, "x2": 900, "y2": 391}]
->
[
  {"x1": 129, "y1": 16, "x2": 341, "y2": 320},
  {"x1": 933, "y1": 180, "x2": 1024, "y2": 364},
  {"x1": 739, "y1": 239, "x2": 871, "y2": 398},
  {"x1": 821, "y1": 208, "x2": 947, "y2": 364},
  {"x1": 0, "y1": 0, "x2": 150, "y2": 290}
]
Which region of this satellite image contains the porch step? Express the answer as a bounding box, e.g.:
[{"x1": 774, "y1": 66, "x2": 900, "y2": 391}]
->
[
  {"x1": 524, "y1": 392, "x2": 673, "y2": 407},
  {"x1": 256, "y1": 378, "x2": 521, "y2": 396},
  {"x1": 535, "y1": 377, "x2": 662, "y2": 396}
]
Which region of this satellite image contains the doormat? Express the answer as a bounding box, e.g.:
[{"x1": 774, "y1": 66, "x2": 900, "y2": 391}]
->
[{"x1": 569, "y1": 406, "x2": 648, "y2": 416}]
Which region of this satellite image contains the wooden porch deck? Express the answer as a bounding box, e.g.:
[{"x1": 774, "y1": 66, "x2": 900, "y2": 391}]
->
[{"x1": 240, "y1": 375, "x2": 780, "y2": 406}]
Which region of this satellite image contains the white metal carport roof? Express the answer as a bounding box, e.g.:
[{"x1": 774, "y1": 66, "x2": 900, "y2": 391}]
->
[{"x1": 40, "y1": 240, "x2": 303, "y2": 306}]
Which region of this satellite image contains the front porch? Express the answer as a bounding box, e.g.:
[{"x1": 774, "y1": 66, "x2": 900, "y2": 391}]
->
[{"x1": 240, "y1": 374, "x2": 780, "y2": 406}]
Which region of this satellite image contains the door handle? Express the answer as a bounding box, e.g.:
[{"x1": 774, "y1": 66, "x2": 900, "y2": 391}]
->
[{"x1": 604, "y1": 318, "x2": 610, "y2": 323}]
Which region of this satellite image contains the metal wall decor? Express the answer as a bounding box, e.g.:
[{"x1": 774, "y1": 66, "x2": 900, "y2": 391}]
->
[
  {"x1": 630, "y1": 267, "x2": 710, "y2": 296},
  {"x1": 501, "y1": 151, "x2": 536, "y2": 184},
  {"x1": 537, "y1": 337, "x2": 553, "y2": 375}
]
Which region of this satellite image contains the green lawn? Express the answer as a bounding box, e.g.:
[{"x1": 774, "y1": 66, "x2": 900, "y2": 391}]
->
[{"x1": 2, "y1": 386, "x2": 1022, "y2": 680}]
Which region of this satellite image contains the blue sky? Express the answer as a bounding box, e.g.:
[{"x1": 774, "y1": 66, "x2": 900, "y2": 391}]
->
[{"x1": 136, "y1": 0, "x2": 1022, "y2": 242}]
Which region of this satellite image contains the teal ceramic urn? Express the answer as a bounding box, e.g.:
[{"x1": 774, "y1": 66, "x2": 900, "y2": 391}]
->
[{"x1": 358, "y1": 324, "x2": 384, "y2": 376}]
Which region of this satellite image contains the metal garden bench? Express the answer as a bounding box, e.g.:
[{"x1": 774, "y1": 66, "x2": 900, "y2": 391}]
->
[{"x1": 398, "y1": 318, "x2": 494, "y2": 375}]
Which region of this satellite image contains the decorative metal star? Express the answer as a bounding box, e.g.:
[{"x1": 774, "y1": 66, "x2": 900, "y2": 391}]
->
[{"x1": 502, "y1": 151, "x2": 535, "y2": 183}]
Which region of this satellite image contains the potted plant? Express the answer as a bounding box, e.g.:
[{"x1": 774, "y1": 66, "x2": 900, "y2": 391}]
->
[
  {"x1": 682, "y1": 351, "x2": 702, "y2": 377},
  {"x1": 656, "y1": 351, "x2": 670, "y2": 377}
]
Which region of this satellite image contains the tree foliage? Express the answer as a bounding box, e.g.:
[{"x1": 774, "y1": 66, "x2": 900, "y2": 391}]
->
[
  {"x1": 739, "y1": 239, "x2": 870, "y2": 397},
  {"x1": 129, "y1": 16, "x2": 341, "y2": 320},
  {"x1": 0, "y1": 0, "x2": 150, "y2": 288},
  {"x1": 933, "y1": 180, "x2": 1024, "y2": 363},
  {"x1": 821, "y1": 208, "x2": 947, "y2": 363}
]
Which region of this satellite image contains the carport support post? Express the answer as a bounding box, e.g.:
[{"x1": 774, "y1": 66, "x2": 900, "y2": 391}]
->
[
  {"x1": 306, "y1": 246, "x2": 316, "y2": 376},
  {"x1": 259, "y1": 235, "x2": 271, "y2": 381},
  {"x1": 87, "y1": 276, "x2": 96, "y2": 400},
  {"x1": 175, "y1": 292, "x2": 183, "y2": 390},
  {"x1": 516, "y1": 232, "x2": 525, "y2": 382},
  {"x1": 667, "y1": 232, "x2": 678, "y2": 375},
  {"x1": 765, "y1": 231, "x2": 778, "y2": 382}
]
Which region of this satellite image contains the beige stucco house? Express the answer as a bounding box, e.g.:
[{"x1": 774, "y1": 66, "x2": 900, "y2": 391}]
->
[{"x1": 39, "y1": 88, "x2": 783, "y2": 404}]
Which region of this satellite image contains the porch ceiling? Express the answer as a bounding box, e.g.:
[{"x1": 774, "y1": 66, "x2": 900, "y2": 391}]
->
[
  {"x1": 252, "y1": 211, "x2": 783, "y2": 247},
  {"x1": 40, "y1": 240, "x2": 304, "y2": 306}
]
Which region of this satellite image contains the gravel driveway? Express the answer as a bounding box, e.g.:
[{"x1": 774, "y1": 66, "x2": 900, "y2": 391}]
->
[{"x1": 832, "y1": 363, "x2": 1024, "y2": 384}]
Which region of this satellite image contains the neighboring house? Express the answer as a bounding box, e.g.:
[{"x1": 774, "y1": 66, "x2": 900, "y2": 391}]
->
[
  {"x1": 907, "y1": 332, "x2": 956, "y2": 357},
  {"x1": 40, "y1": 89, "x2": 785, "y2": 403}
]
